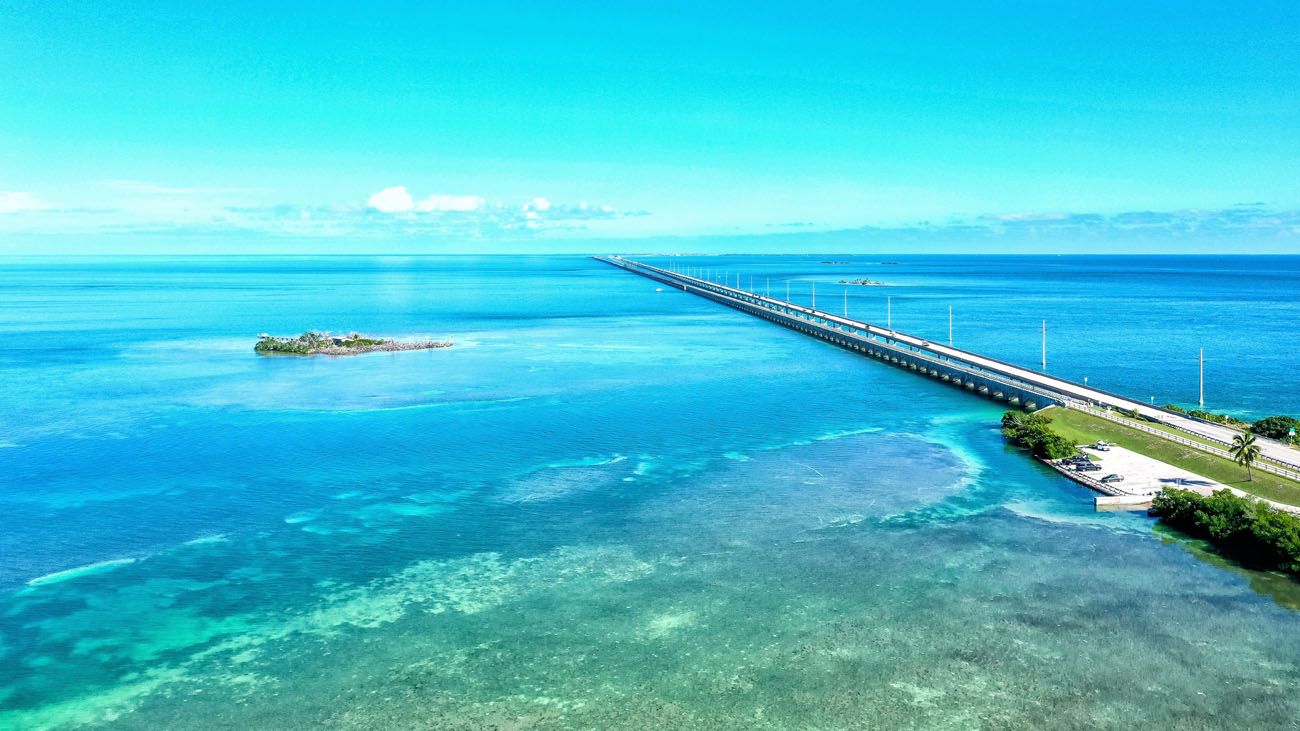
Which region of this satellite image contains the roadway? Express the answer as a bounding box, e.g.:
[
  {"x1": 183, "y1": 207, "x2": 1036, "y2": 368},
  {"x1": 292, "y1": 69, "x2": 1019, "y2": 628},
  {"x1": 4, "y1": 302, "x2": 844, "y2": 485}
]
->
[{"x1": 602, "y1": 256, "x2": 1300, "y2": 472}]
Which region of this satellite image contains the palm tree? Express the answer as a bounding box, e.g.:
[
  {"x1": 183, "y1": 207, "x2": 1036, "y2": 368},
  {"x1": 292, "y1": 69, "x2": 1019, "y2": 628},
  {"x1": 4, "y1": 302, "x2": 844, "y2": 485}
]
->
[{"x1": 1231, "y1": 433, "x2": 1262, "y2": 481}]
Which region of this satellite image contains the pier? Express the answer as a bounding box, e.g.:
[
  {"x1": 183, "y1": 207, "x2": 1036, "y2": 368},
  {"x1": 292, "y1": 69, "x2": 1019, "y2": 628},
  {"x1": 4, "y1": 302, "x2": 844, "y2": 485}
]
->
[{"x1": 597, "y1": 255, "x2": 1300, "y2": 473}]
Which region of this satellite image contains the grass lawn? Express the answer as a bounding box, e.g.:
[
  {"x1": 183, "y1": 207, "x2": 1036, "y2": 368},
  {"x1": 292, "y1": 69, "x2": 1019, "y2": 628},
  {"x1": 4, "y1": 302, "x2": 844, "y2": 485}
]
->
[
  {"x1": 1042, "y1": 406, "x2": 1300, "y2": 507},
  {"x1": 1099, "y1": 410, "x2": 1300, "y2": 465}
]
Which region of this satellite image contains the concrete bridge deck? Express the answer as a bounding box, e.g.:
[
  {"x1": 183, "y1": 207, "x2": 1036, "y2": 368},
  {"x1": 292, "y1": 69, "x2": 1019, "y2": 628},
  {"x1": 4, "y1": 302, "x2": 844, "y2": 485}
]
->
[{"x1": 597, "y1": 255, "x2": 1300, "y2": 472}]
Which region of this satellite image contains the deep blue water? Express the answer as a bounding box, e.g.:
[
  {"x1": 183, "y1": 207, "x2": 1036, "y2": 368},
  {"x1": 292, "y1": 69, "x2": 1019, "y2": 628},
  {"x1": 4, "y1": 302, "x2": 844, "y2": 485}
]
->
[{"x1": 1, "y1": 255, "x2": 1299, "y2": 729}]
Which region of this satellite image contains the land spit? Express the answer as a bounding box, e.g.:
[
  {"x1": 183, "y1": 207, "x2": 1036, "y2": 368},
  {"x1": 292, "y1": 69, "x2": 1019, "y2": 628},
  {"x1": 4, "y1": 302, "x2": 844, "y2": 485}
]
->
[{"x1": 255, "y1": 331, "x2": 453, "y2": 356}]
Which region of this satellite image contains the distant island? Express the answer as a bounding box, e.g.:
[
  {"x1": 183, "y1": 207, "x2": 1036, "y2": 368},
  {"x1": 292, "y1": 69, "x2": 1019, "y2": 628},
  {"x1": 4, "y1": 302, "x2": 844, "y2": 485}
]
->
[
  {"x1": 819, "y1": 260, "x2": 850, "y2": 264},
  {"x1": 255, "y1": 331, "x2": 452, "y2": 356},
  {"x1": 839, "y1": 278, "x2": 887, "y2": 286}
]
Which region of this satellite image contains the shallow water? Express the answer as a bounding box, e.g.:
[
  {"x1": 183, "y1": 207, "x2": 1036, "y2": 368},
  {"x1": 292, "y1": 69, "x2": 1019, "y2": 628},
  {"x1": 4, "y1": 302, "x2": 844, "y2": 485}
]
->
[{"x1": 2, "y1": 255, "x2": 1299, "y2": 729}]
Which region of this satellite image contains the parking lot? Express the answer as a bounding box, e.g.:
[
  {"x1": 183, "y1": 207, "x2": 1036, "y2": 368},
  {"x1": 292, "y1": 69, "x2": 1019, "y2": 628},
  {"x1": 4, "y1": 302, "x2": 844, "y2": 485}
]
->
[{"x1": 1074, "y1": 444, "x2": 1229, "y2": 497}]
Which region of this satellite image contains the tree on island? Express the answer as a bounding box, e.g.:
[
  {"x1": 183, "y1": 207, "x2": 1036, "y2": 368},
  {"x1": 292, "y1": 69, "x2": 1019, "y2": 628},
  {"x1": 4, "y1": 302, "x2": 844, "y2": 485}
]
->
[{"x1": 1231, "y1": 432, "x2": 1262, "y2": 481}]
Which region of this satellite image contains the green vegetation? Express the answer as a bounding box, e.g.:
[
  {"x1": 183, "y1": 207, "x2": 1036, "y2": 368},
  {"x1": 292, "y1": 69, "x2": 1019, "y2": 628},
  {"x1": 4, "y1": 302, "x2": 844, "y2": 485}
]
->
[
  {"x1": 1104, "y1": 410, "x2": 1226, "y2": 450},
  {"x1": 1162, "y1": 405, "x2": 1296, "y2": 446},
  {"x1": 1187, "y1": 408, "x2": 1250, "y2": 429},
  {"x1": 1251, "y1": 415, "x2": 1298, "y2": 441},
  {"x1": 1151, "y1": 489, "x2": 1300, "y2": 577},
  {"x1": 1045, "y1": 406, "x2": 1300, "y2": 507},
  {"x1": 1000, "y1": 411, "x2": 1078, "y2": 460},
  {"x1": 255, "y1": 332, "x2": 384, "y2": 354},
  {"x1": 1231, "y1": 433, "x2": 1262, "y2": 481}
]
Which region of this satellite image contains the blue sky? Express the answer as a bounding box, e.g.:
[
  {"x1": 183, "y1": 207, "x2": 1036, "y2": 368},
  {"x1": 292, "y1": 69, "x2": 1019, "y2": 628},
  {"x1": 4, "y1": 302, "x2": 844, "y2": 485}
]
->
[{"x1": 2, "y1": 1, "x2": 1299, "y2": 253}]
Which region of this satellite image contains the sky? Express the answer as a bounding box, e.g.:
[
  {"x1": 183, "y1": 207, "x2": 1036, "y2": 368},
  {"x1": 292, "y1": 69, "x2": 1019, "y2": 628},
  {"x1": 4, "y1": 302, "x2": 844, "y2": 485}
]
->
[{"x1": 2, "y1": 1, "x2": 1299, "y2": 254}]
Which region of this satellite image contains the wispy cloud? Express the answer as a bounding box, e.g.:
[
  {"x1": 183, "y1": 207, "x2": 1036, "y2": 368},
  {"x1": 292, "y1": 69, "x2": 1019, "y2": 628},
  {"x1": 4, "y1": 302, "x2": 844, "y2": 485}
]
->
[
  {"x1": 966, "y1": 205, "x2": 1300, "y2": 239},
  {"x1": 5, "y1": 179, "x2": 1298, "y2": 253},
  {"x1": 0, "y1": 191, "x2": 49, "y2": 214},
  {"x1": 161, "y1": 189, "x2": 641, "y2": 241},
  {"x1": 341, "y1": 185, "x2": 637, "y2": 236},
  {"x1": 711, "y1": 204, "x2": 1300, "y2": 252},
  {"x1": 416, "y1": 194, "x2": 485, "y2": 212}
]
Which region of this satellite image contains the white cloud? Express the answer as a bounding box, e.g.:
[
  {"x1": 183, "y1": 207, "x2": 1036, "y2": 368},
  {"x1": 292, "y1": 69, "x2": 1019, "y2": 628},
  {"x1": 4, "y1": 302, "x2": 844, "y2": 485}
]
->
[
  {"x1": 522, "y1": 197, "x2": 551, "y2": 212},
  {"x1": 415, "y1": 194, "x2": 485, "y2": 212},
  {"x1": 367, "y1": 185, "x2": 414, "y2": 213},
  {"x1": 0, "y1": 191, "x2": 47, "y2": 214}
]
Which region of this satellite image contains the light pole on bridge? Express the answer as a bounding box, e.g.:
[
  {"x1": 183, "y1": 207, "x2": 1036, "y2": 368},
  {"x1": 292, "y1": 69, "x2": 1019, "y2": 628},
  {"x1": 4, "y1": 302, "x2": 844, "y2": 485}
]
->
[
  {"x1": 1041, "y1": 320, "x2": 1047, "y2": 371},
  {"x1": 1199, "y1": 348, "x2": 1205, "y2": 409}
]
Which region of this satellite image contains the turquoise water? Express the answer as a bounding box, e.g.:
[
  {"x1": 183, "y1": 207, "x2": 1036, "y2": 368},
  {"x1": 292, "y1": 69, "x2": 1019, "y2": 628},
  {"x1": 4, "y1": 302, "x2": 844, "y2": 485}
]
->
[{"x1": 2, "y1": 255, "x2": 1300, "y2": 729}]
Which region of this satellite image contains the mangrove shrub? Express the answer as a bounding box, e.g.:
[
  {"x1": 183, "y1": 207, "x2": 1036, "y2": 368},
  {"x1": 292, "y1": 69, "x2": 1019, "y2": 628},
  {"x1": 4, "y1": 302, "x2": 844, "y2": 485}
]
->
[
  {"x1": 1001, "y1": 410, "x2": 1078, "y2": 460},
  {"x1": 1151, "y1": 488, "x2": 1300, "y2": 576}
]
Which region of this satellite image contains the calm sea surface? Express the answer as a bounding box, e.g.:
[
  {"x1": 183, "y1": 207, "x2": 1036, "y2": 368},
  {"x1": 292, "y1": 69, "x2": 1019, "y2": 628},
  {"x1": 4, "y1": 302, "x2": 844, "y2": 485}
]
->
[{"x1": 2, "y1": 255, "x2": 1300, "y2": 729}]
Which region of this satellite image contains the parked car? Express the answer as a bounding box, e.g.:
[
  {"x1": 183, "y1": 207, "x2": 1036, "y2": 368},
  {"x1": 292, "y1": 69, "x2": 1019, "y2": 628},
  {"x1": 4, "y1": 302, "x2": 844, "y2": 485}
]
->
[
  {"x1": 1075, "y1": 463, "x2": 1102, "y2": 472},
  {"x1": 1100, "y1": 474, "x2": 1125, "y2": 483},
  {"x1": 1092, "y1": 441, "x2": 1112, "y2": 451}
]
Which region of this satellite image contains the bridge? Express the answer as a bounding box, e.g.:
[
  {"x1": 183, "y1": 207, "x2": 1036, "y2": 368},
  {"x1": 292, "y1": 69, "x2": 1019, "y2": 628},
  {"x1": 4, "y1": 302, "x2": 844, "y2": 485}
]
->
[{"x1": 596, "y1": 255, "x2": 1300, "y2": 472}]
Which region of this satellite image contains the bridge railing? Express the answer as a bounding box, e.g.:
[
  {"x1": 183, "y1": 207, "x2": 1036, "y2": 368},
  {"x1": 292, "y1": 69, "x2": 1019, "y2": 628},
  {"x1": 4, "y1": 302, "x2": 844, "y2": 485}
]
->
[
  {"x1": 604, "y1": 257, "x2": 1300, "y2": 489},
  {"x1": 605, "y1": 256, "x2": 1071, "y2": 406}
]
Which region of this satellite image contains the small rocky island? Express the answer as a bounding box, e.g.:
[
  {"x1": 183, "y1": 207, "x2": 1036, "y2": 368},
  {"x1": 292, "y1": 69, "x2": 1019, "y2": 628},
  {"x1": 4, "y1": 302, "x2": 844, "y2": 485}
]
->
[{"x1": 255, "y1": 331, "x2": 452, "y2": 356}]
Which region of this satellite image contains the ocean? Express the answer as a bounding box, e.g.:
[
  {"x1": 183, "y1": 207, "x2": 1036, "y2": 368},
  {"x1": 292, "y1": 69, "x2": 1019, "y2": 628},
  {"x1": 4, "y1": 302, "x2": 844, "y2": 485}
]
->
[{"x1": 2, "y1": 254, "x2": 1299, "y2": 729}]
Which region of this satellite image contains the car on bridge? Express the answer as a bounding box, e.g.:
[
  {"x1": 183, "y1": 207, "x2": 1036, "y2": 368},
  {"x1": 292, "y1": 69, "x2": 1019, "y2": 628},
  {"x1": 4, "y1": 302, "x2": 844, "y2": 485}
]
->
[{"x1": 1100, "y1": 474, "x2": 1125, "y2": 484}]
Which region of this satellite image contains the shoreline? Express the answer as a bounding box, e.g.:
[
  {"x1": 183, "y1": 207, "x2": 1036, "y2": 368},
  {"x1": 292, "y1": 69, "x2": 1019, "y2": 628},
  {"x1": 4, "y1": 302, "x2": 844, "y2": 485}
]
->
[{"x1": 1041, "y1": 451, "x2": 1300, "y2": 515}]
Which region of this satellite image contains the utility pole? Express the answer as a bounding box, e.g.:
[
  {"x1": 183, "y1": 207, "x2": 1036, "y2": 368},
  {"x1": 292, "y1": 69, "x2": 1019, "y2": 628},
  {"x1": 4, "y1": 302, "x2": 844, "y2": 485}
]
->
[
  {"x1": 812, "y1": 283, "x2": 816, "y2": 309},
  {"x1": 843, "y1": 288, "x2": 848, "y2": 317},
  {"x1": 1199, "y1": 348, "x2": 1205, "y2": 408},
  {"x1": 948, "y1": 306, "x2": 952, "y2": 346},
  {"x1": 887, "y1": 296, "x2": 891, "y2": 329},
  {"x1": 766, "y1": 277, "x2": 770, "y2": 297},
  {"x1": 786, "y1": 281, "x2": 790, "y2": 302},
  {"x1": 1040, "y1": 319, "x2": 1050, "y2": 369}
]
